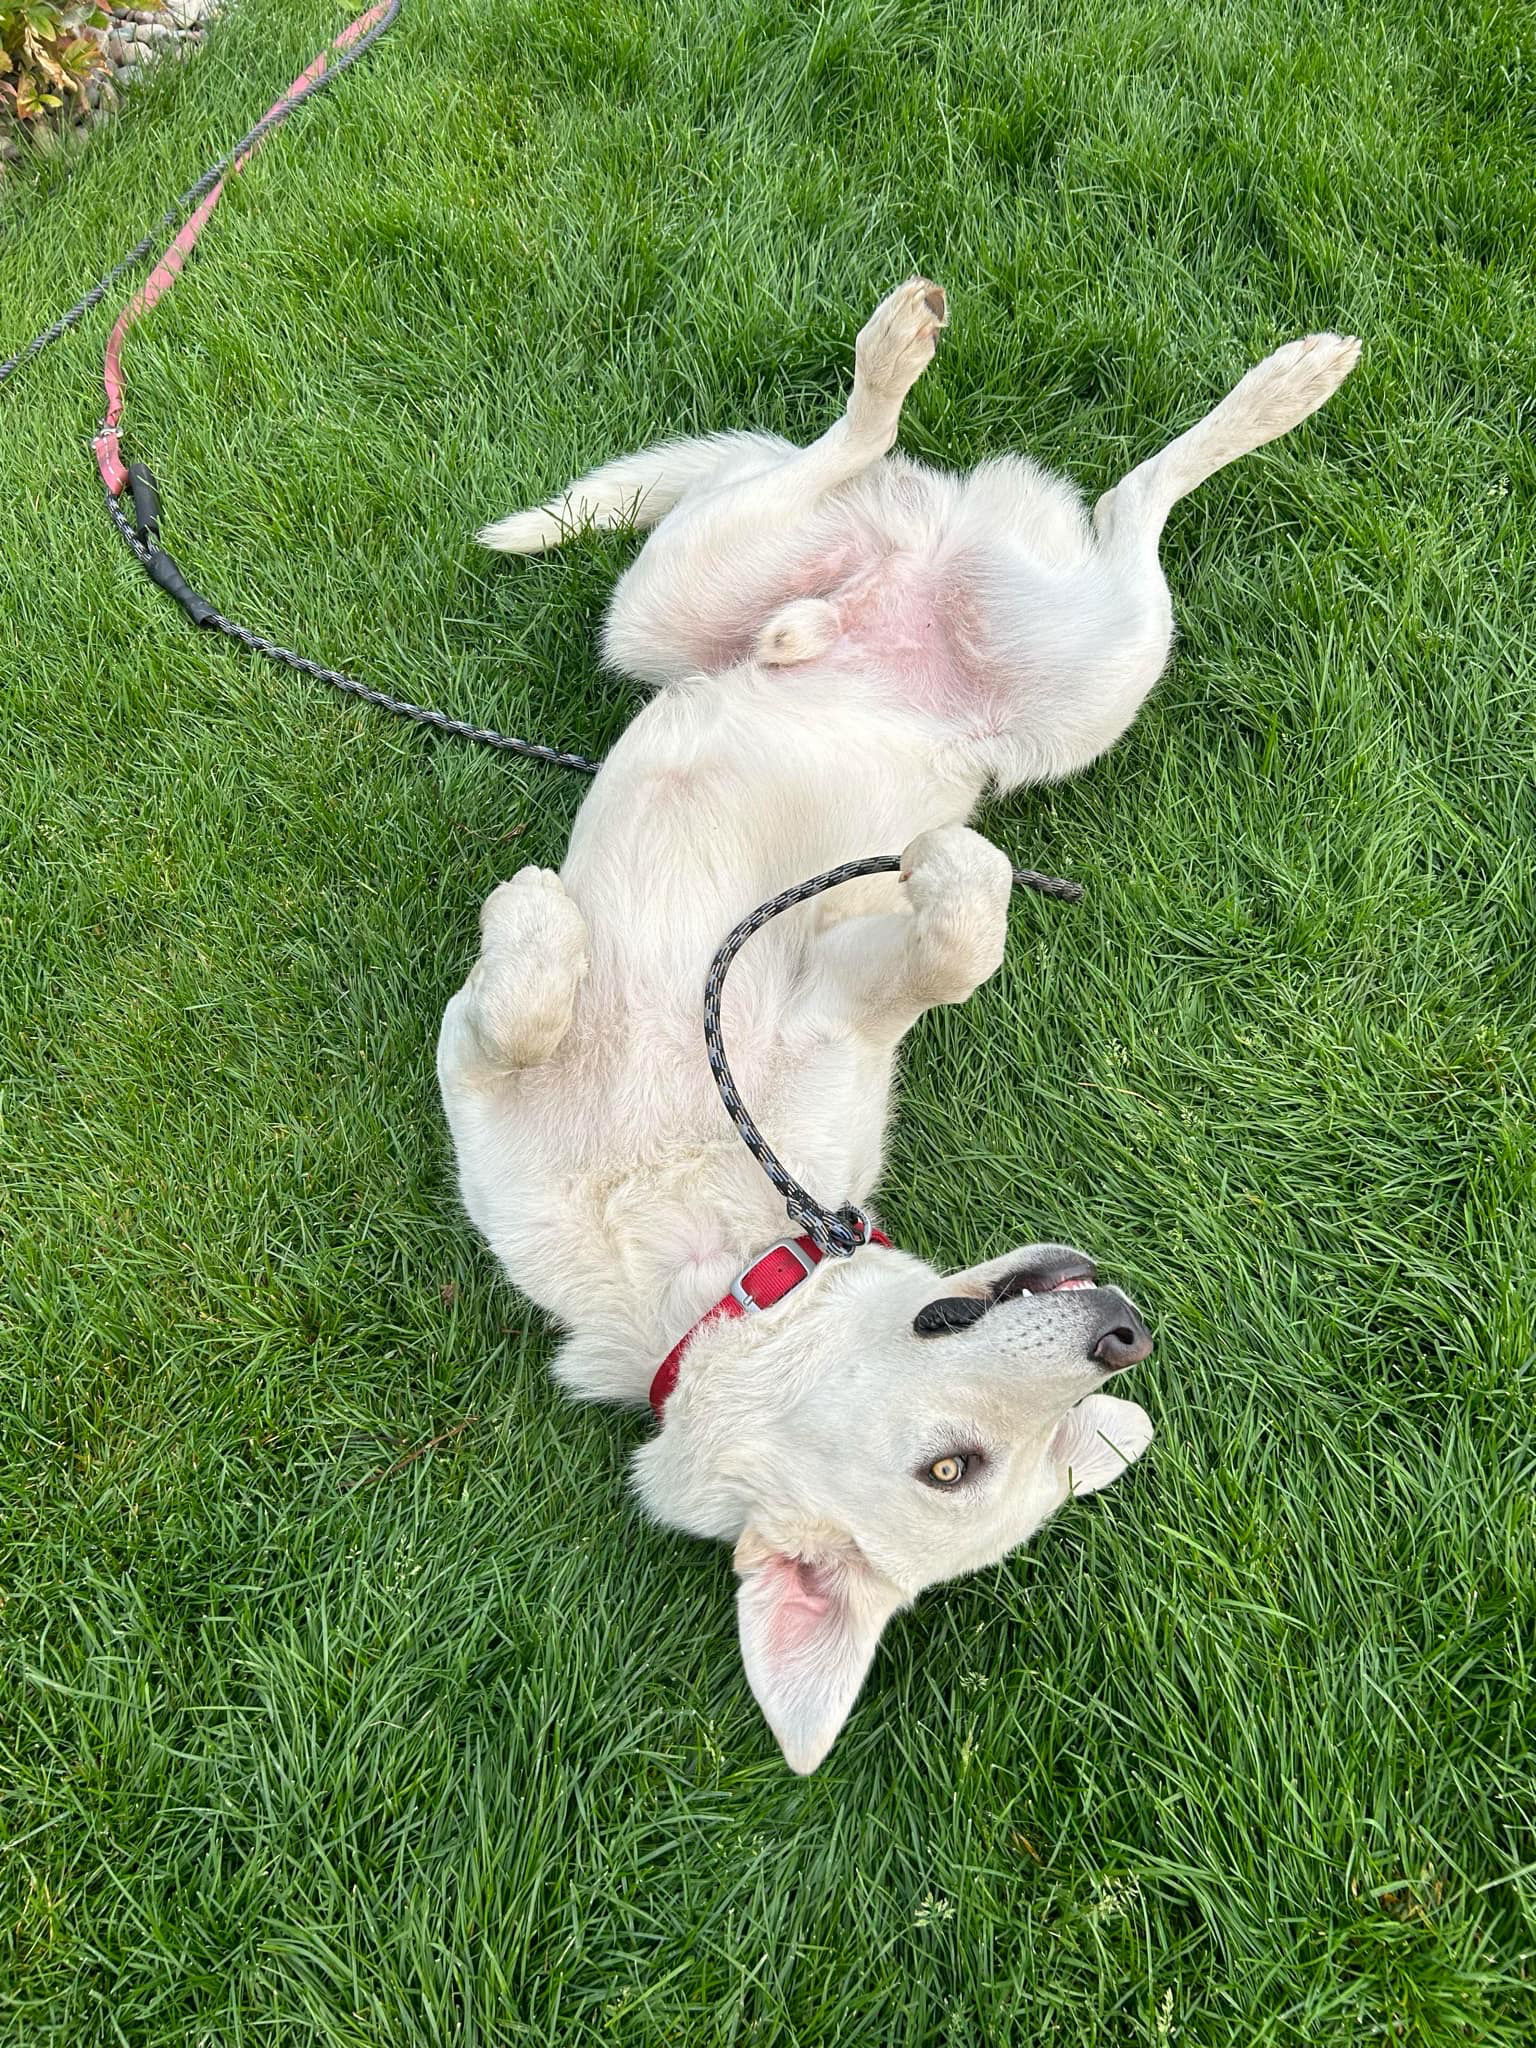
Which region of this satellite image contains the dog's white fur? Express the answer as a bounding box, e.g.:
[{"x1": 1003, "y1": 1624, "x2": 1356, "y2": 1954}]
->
[{"x1": 442, "y1": 285, "x2": 1358, "y2": 1772}]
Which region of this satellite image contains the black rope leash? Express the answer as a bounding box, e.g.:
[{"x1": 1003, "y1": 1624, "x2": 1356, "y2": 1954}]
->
[
  {"x1": 703, "y1": 855, "x2": 1082, "y2": 1256},
  {"x1": 4, "y1": 0, "x2": 1083, "y2": 1252},
  {"x1": 103, "y1": 475, "x2": 602, "y2": 771}
]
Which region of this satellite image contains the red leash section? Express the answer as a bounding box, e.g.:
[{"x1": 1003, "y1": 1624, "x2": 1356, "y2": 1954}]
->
[
  {"x1": 94, "y1": 1, "x2": 395, "y2": 498},
  {"x1": 11, "y1": 0, "x2": 602, "y2": 770}
]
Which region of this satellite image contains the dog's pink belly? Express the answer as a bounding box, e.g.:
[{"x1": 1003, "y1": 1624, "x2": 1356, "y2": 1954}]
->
[{"x1": 819, "y1": 557, "x2": 981, "y2": 717}]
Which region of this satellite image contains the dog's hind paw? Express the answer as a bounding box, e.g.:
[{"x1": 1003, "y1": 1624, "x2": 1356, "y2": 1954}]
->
[
  {"x1": 1220, "y1": 332, "x2": 1362, "y2": 444},
  {"x1": 854, "y1": 278, "x2": 949, "y2": 406}
]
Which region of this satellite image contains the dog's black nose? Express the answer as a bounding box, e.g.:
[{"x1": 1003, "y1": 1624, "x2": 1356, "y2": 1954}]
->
[{"x1": 1089, "y1": 1289, "x2": 1153, "y2": 1370}]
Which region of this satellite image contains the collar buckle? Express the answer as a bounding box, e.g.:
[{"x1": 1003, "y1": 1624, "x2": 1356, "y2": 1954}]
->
[{"x1": 728, "y1": 1235, "x2": 819, "y2": 1313}]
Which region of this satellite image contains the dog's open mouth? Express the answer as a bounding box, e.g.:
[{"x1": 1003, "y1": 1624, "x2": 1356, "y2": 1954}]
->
[
  {"x1": 987, "y1": 1256, "x2": 1099, "y2": 1303},
  {"x1": 913, "y1": 1256, "x2": 1099, "y2": 1336}
]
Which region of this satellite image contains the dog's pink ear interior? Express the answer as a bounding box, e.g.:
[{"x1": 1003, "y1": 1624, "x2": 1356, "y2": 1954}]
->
[{"x1": 734, "y1": 1533, "x2": 904, "y2": 1774}]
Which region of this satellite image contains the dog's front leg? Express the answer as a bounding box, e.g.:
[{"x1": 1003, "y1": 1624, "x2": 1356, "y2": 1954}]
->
[
  {"x1": 437, "y1": 868, "x2": 590, "y2": 1092},
  {"x1": 812, "y1": 826, "x2": 1013, "y2": 1045}
]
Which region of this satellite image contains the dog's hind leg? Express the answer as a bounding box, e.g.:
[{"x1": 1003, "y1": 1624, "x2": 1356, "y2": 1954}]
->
[
  {"x1": 437, "y1": 868, "x2": 590, "y2": 1092},
  {"x1": 477, "y1": 432, "x2": 792, "y2": 556},
  {"x1": 1092, "y1": 333, "x2": 1361, "y2": 552},
  {"x1": 601, "y1": 279, "x2": 950, "y2": 685},
  {"x1": 964, "y1": 335, "x2": 1361, "y2": 788}
]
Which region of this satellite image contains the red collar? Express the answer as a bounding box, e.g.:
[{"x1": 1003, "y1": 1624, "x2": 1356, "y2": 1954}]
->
[{"x1": 649, "y1": 1228, "x2": 891, "y2": 1419}]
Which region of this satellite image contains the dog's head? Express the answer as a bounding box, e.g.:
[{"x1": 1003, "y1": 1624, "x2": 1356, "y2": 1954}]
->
[{"x1": 631, "y1": 1239, "x2": 1152, "y2": 1773}]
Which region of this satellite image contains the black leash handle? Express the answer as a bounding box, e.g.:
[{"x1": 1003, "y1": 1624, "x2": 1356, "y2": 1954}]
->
[{"x1": 703, "y1": 854, "x2": 1080, "y2": 1257}]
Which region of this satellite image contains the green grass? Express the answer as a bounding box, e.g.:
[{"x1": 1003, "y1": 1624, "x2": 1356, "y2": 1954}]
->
[{"x1": 3, "y1": 0, "x2": 1535, "y2": 2039}]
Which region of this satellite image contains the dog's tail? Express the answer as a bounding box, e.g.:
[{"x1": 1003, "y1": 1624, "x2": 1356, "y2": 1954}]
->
[{"x1": 477, "y1": 431, "x2": 789, "y2": 555}]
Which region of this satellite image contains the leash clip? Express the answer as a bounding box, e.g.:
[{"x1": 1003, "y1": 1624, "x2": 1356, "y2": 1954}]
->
[{"x1": 787, "y1": 1199, "x2": 875, "y2": 1260}]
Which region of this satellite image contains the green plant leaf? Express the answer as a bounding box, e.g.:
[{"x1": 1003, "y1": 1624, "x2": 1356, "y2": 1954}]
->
[
  {"x1": 60, "y1": 34, "x2": 100, "y2": 76},
  {"x1": 14, "y1": 69, "x2": 60, "y2": 113}
]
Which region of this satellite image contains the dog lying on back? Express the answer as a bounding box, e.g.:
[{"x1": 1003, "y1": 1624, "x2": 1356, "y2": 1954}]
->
[{"x1": 440, "y1": 284, "x2": 1358, "y2": 1772}]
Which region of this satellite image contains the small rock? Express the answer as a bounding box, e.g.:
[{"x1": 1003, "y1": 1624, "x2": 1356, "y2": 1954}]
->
[{"x1": 107, "y1": 33, "x2": 129, "y2": 60}]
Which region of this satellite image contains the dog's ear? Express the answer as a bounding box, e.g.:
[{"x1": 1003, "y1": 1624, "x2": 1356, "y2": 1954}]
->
[
  {"x1": 1050, "y1": 1394, "x2": 1154, "y2": 1496},
  {"x1": 733, "y1": 1528, "x2": 905, "y2": 1775}
]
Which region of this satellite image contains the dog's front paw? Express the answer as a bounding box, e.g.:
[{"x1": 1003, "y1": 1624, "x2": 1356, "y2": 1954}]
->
[
  {"x1": 898, "y1": 825, "x2": 1012, "y2": 1003},
  {"x1": 464, "y1": 867, "x2": 590, "y2": 1070},
  {"x1": 901, "y1": 824, "x2": 1012, "y2": 913},
  {"x1": 479, "y1": 866, "x2": 581, "y2": 948}
]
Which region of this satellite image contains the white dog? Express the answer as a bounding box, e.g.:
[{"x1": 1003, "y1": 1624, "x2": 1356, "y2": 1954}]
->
[{"x1": 440, "y1": 285, "x2": 1358, "y2": 1772}]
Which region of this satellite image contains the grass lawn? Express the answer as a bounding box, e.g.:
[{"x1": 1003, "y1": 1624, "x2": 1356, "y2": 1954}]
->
[{"x1": 3, "y1": 0, "x2": 1534, "y2": 2039}]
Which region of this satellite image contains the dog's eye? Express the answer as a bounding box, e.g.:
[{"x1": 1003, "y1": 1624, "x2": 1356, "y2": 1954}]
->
[{"x1": 925, "y1": 1453, "x2": 971, "y2": 1487}]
